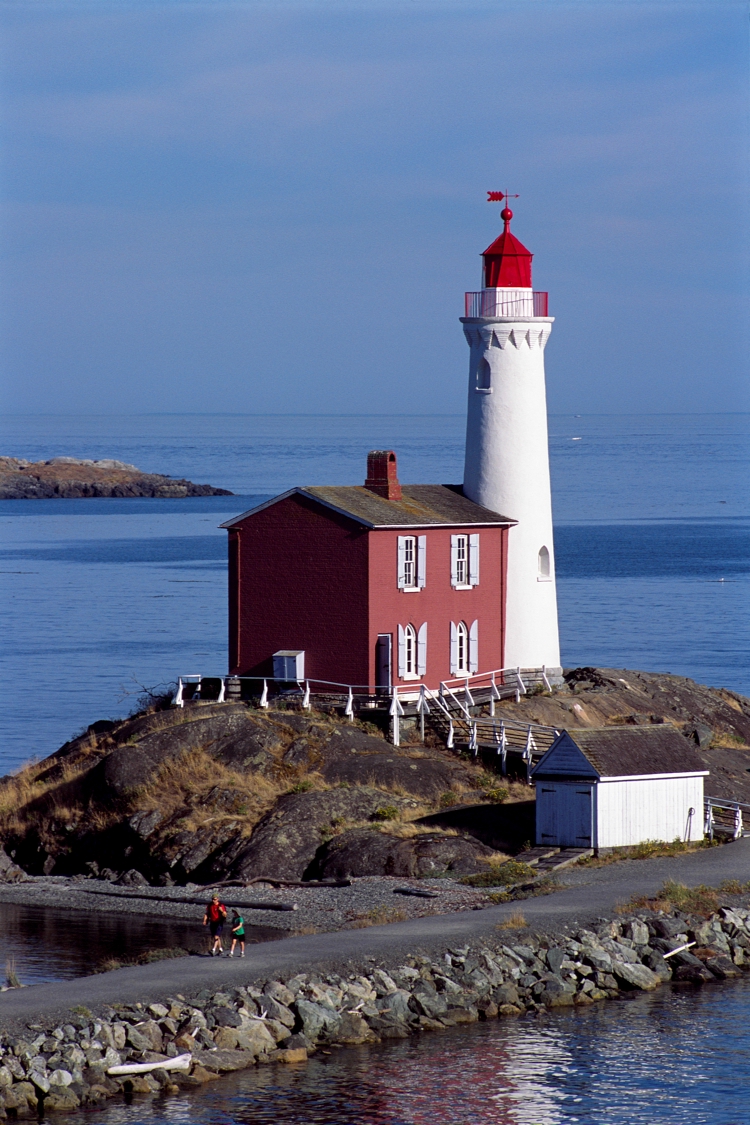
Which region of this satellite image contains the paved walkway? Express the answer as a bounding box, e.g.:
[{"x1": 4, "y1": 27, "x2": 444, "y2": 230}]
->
[{"x1": 2, "y1": 838, "x2": 749, "y2": 1030}]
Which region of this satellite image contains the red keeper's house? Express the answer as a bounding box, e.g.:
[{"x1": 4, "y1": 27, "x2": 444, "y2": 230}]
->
[{"x1": 221, "y1": 451, "x2": 514, "y2": 690}]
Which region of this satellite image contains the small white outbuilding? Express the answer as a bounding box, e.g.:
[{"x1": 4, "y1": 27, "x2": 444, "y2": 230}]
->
[{"x1": 532, "y1": 726, "x2": 709, "y2": 850}]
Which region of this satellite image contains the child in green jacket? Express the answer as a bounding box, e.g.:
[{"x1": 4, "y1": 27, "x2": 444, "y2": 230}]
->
[{"x1": 229, "y1": 910, "x2": 245, "y2": 957}]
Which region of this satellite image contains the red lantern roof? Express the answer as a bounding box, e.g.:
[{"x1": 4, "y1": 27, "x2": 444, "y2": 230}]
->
[{"x1": 482, "y1": 207, "x2": 533, "y2": 288}]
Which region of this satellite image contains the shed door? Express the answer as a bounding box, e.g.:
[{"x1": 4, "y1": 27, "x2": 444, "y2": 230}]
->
[
  {"x1": 538, "y1": 783, "x2": 592, "y2": 847},
  {"x1": 567, "y1": 786, "x2": 593, "y2": 847}
]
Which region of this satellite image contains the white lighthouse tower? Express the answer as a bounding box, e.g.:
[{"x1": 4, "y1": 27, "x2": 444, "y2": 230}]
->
[{"x1": 461, "y1": 194, "x2": 562, "y2": 680}]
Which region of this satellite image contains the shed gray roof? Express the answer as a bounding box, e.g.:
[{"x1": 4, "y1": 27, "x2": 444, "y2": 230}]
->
[
  {"x1": 221, "y1": 484, "x2": 515, "y2": 530},
  {"x1": 532, "y1": 726, "x2": 708, "y2": 780}
]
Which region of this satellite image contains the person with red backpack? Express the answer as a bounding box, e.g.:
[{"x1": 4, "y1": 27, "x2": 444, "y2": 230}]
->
[{"x1": 203, "y1": 893, "x2": 228, "y2": 956}]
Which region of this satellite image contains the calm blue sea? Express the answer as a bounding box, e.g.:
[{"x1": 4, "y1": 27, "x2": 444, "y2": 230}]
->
[{"x1": 0, "y1": 412, "x2": 748, "y2": 774}]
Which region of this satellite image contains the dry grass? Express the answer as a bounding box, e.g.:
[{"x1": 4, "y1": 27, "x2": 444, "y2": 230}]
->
[
  {"x1": 140, "y1": 748, "x2": 316, "y2": 837},
  {"x1": 0, "y1": 754, "x2": 93, "y2": 834},
  {"x1": 496, "y1": 910, "x2": 528, "y2": 930},
  {"x1": 718, "y1": 878, "x2": 750, "y2": 894},
  {"x1": 579, "y1": 839, "x2": 714, "y2": 867},
  {"x1": 460, "y1": 860, "x2": 535, "y2": 888},
  {"x1": 346, "y1": 905, "x2": 408, "y2": 929},
  {"x1": 710, "y1": 731, "x2": 750, "y2": 749},
  {"x1": 624, "y1": 879, "x2": 721, "y2": 918}
]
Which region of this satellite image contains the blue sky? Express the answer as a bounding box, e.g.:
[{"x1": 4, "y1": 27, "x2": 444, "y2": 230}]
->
[{"x1": 1, "y1": 0, "x2": 747, "y2": 415}]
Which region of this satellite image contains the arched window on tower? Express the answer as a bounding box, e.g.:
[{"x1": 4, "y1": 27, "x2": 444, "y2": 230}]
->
[
  {"x1": 538, "y1": 546, "x2": 551, "y2": 579},
  {"x1": 476, "y1": 357, "x2": 491, "y2": 392}
]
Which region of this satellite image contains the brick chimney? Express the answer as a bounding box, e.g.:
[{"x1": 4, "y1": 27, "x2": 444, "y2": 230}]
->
[{"x1": 364, "y1": 450, "x2": 402, "y2": 500}]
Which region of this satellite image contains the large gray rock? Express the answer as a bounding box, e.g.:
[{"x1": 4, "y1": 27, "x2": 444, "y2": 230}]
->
[
  {"x1": 294, "y1": 1000, "x2": 342, "y2": 1042},
  {"x1": 315, "y1": 728, "x2": 476, "y2": 799},
  {"x1": 225, "y1": 788, "x2": 413, "y2": 880},
  {"x1": 611, "y1": 962, "x2": 661, "y2": 991},
  {"x1": 313, "y1": 827, "x2": 500, "y2": 879},
  {"x1": 90, "y1": 710, "x2": 285, "y2": 798}
]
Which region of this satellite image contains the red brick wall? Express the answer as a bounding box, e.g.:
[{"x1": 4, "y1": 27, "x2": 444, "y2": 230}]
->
[
  {"x1": 367, "y1": 526, "x2": 507, "y2": 686},
  {"x1": 228, "y1": 494, "x2": 370, "y2": 684}
]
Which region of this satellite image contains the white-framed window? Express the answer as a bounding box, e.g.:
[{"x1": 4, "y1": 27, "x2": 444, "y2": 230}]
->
[
  {"x1": 451, "y1": 533, "x2": 479, "y2": 588},
  {"x1": 450, "y1": 620, "x2": 478, "y2": 675},
  {"x1": 476, "y1": 357, "x2": 492, "y2": 392},
  {"x1": 398, "y1": 535, "x2": 426, "y2": 591},
  {"x1": 398, "y1": 622, "x2": 427, "y2": 679},
  {"x1": 538, "y1": 545, "x2": 551, "y2": 580}
]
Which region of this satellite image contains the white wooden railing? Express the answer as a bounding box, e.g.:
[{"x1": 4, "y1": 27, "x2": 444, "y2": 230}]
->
[
  {"x1": 704, "y1": 796, "x2": 750, "y2": 840},
  {"x1": 172, "y1": 667, "x2": 557, "y2": 765}
]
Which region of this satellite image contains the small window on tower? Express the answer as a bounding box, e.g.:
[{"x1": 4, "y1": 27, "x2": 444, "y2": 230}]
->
[
  {"x1": 538, "y1": 546, "x2": 551, "y2": 580},
  {"x1": 476, "y1": 357, "x2": 491, "y2": 392}
]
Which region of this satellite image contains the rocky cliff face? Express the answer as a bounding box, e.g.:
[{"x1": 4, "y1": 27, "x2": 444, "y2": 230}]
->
[
  {"x1": 0, "y1": 704, "x2": 503, "y2": 885},
  {"x1": 0, "y1": 457, "x2": 232, "y2": 498},
  {"x1": 1, "y1": 668, "x2": 748, "y2": 886}
]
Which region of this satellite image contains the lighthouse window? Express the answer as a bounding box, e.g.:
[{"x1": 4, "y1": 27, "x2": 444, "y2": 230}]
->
[
  {"x1": 476, "y1": 358, "x2": 491, "y2": 391},
  {"x1": 538, "y1": 546, "x2": 551, "y2": 579}
]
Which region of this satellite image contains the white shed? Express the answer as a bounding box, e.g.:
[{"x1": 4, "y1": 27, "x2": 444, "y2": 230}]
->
[{"x1": 532, "y1": 726, "x2": 708, "y2": 850}]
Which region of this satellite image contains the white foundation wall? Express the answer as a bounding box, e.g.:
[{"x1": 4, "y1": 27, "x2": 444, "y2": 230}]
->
[
  {"x1": 461, "y1": 314, "x2": 560, "y2": 672},
  {"x1": 594, "y1": 775, "x2": 706, "y2": 848}
]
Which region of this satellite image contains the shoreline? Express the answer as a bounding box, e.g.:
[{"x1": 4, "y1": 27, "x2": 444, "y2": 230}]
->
[{"x1": 1, "y1": 841, "x2": 749, "y2": 1114}]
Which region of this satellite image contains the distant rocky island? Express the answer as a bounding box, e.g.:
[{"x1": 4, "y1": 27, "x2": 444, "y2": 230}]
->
[{"x1": 0, "y1": 456, "x2": 233, "y2": 499}]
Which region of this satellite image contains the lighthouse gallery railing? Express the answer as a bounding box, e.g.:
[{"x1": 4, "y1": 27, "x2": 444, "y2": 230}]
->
[{"x1": 464, "y1": 290, "x2": 549, "y2": 318}]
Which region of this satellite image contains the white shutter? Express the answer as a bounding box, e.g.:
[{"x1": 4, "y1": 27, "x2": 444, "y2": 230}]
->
[
  {"x1": 469, "y1": 534, "x2": 480, "y2": 586},
  {"x1": 397, "y1": 537, "x2": 407, "y2": 589},
  {"x1": 450, "y1": 535, "x2": 459, "y2": 587},
  {"x1": 397, "y1": 624, "x2": 406, "y2": 678},
  {"x1": 450, "y1": 621, "x2": 458, "y2": 674},
  {"x1": 469, "y1": 619, "x2": 479, "y2": 673},
  {"x1": 417, "y1": 535, "x2": 426, "y2": 588},
  {"x1": 417, "y1": 622, "x2": 427, "y2": 676}
]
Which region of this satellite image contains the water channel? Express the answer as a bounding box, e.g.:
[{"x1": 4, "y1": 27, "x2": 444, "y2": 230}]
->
[{"x1": 0, "y1": 902, "x2": 283, "y2": 985}]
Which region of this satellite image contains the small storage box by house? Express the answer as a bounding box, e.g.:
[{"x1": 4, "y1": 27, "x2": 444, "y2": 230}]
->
[{"x1": 273, "y1": 650, "x2": 305, "y2": 681}]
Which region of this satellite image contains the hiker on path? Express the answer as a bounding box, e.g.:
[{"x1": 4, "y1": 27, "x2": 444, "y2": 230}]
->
[
  {"x1": 203, "y1": 893, "x2": 227, "y2": 956},
  {"x1": 229, "y1": 910, "x2": 246, "y2": 958}
]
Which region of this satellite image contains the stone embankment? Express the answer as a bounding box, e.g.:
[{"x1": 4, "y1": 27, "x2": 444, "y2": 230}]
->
[
  {"x1": 1, "y1": 899, "x2": 749, "y2": 1116},
  {"x1": 0, "y1": 457, "x2": 232, "y2": 499}
]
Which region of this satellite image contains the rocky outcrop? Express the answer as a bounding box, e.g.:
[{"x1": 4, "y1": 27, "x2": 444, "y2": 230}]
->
[
  {"x1": 3, "y1": 668, "x2": 749, "y2": 887},
  {"x1": 1, "y1": 899, "x2": 748, "y2": 1114},
  {"x1": 311, "y1": 828, "x2": 499, "y2": 879},
  {"x1": 0, "y1": 456, "x2": 232, "y2": 499},
  {"x1": 218, "y1": 788, "x2": 421, "y2": 882},
  {"x1": 1, "y1": 703, "x2": 498, "y2": 884}
]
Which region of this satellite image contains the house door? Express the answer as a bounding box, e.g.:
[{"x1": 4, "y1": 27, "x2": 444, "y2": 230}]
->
[
  {"x1": 537, "y1": 783, "x2": 592, "y2": 847},
  {"x1": 375, "y1": 634, "x2": 392, "y2": 693}
]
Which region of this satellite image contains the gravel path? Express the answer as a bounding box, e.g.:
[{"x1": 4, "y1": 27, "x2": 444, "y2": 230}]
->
[
  {"x1": 0, "y1": 874, "x2": 491, "y2": 933},
  {"x1": 1, "y1": 836, "x2": 748, "y2": 1031}
]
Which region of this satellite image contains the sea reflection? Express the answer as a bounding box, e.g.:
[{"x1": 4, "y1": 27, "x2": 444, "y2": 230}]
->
[{"x1": 52, "y1": 977, "x2": 750, "y2": 1125}]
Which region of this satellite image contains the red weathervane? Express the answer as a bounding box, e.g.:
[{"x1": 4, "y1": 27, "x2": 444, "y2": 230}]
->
[{"x1": 487, "y1": 191, "x2": 519, "y2": 203}]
